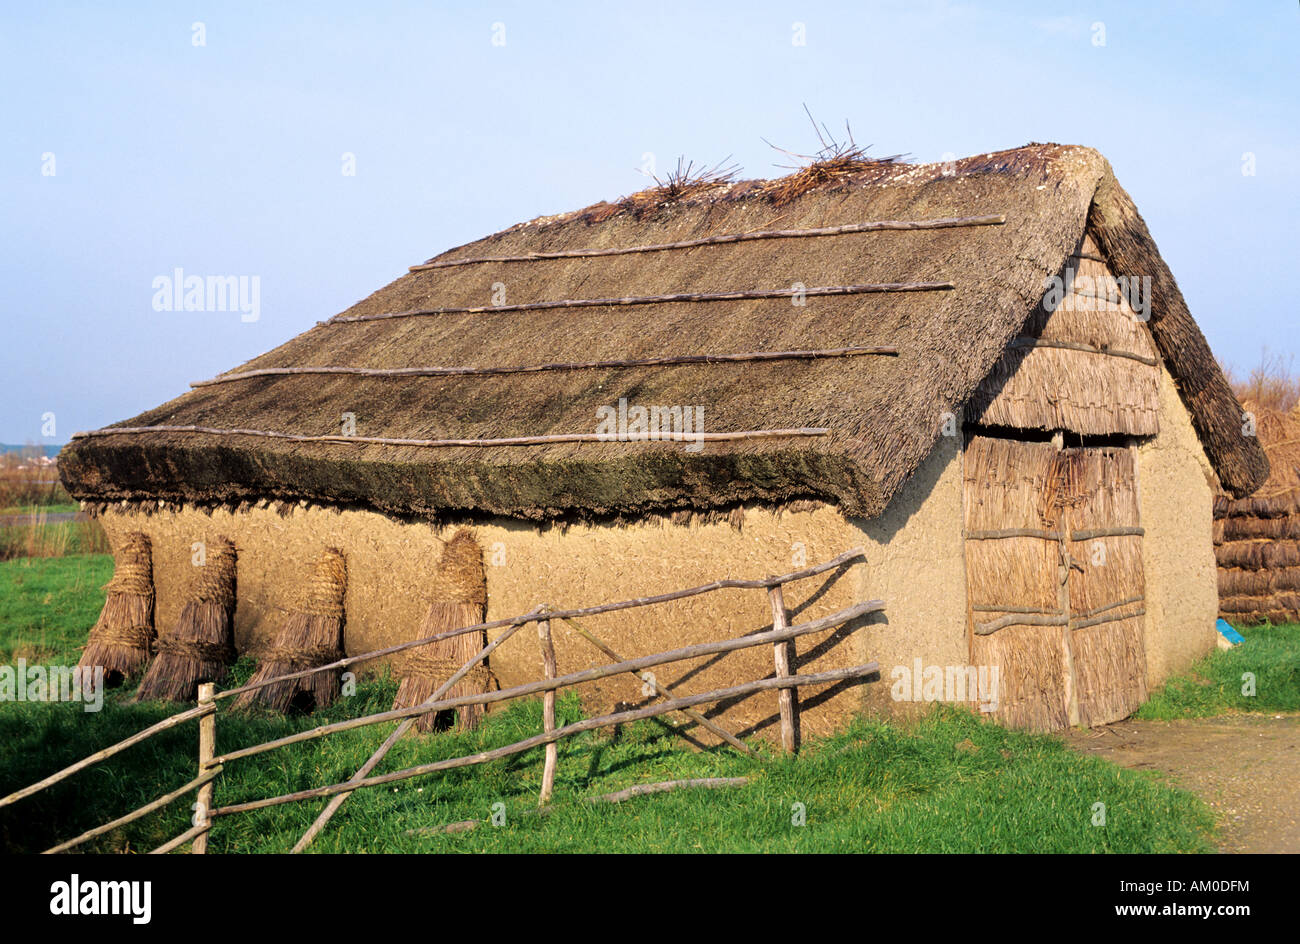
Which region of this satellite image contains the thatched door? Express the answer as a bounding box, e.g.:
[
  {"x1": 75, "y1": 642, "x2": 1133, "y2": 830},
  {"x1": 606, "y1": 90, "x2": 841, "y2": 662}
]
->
[{"x1": 963, "y1": 435, "x2": 1148, "y2": 730}]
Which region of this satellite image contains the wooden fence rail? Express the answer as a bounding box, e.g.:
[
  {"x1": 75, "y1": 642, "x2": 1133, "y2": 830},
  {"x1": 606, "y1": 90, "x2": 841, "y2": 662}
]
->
[
  {"x1": 42, "y1": 767, "x2": 222, "y2": 855},
  {"x1": 210, "y1": 663, "x2": 880, "y2": 818},
  {"x1": 559, "y1": 614, "x2": 756, "y2": 756},
  {"x1": 537, "y1": 616, "x2": 559, "y2": 807},
  {"x1": 213, "y1": 599, "x2": 882, "y2": 766},
  {"x1": 13, "y1": 548, "x2": 877, "y2": 854},
  {"x1": 1, "y1": 701, "x2": 214, "y2": 811},
  {"x1": 215, "y1": 548, "x2": 864, "y2": 704},
  {"x1": 289, "y1": 606, "x2": 536, "y2": 853}
]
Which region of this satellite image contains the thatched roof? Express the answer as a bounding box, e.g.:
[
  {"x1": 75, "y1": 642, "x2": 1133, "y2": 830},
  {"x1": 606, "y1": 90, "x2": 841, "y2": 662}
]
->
[{"x1": 60, "y1": 144, "x2": 1268, "y2": 522}]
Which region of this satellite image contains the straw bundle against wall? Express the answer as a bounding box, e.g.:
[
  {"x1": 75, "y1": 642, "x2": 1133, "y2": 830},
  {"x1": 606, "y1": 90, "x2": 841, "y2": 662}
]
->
[
  {"x1": 1214, "y1": 404, "x2": 1300, "y2": 625},
  {"x1": 236, "y1": 548, "x2": 347, "y2": 713},
  {"x1": 78, "y1": 531, "x2": 155, "y2": 683},
  {"x1": 392, "y1": 530, "x2": 490, "y2": 733},
  {"x1": 136, "y1": 537, "x2": 237, "y2": 702}
]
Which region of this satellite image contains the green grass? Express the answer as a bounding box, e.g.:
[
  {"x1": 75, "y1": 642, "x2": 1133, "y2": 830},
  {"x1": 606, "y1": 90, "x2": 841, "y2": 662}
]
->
[
  {"x1": 0, "y1": 502, "x2": 80, "y2": 515},
  {"x1": 0, "y1": 553, "x2": 112, "y2": 662},
  {"x1": 1137, "y1": 622, "x2": 1300, "y2": 719},
  {"x1": 0, "y1": 517, "x2": 110, "y2": 561},
  {"x1": 0, "y1": 554, "x2": 1218, "y2": 854}
]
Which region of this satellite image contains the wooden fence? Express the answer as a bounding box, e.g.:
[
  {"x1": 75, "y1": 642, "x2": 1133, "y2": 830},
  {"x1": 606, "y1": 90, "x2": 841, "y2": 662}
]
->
[{"x1": 1, "y1": 548, "x2": 882, "y2": 854}]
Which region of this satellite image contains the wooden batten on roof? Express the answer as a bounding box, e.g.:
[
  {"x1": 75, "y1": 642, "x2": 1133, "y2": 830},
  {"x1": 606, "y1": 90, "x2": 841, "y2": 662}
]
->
[
  {"x1": 58, "y1": 143, "x2": 1268, "y2": 522},
  {"x1": 406, "y1": 214, "x2": 1007, "y2": 270}
]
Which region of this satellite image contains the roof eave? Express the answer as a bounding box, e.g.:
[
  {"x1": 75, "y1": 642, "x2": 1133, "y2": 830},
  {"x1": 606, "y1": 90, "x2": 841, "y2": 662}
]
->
[{"x1": 1086, "y1": 166, "x2": 1270, "y2": 497}]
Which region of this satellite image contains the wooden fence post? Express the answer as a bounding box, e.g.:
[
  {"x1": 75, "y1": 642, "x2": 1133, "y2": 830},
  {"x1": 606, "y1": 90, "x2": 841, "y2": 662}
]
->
[
  {"x1": 538, "y1": 615, "x2": 558, "y2": 806},
  {"x1": 192, "y1": 682, "x2": 216, "y2": 854},
  {"x1": 767, "y1": 585, "x2": 798, "y2": 754}
]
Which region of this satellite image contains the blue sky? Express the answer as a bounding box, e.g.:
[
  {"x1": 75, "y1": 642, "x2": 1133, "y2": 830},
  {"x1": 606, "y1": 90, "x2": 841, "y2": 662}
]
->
[{"x1": 1, "y1": 1, "x2": 1296, "y2": 443}]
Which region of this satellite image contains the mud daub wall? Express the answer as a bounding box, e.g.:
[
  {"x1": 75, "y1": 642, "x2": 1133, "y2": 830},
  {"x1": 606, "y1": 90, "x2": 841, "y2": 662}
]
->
[
  {"x1": 94, "y1": 435, "x2": 968, "y2": 741},
  {"x1": 91, "y1": 375, "x2": 1214, "y2": 738},
  {"x1": 1138, "y1": 364, "x2": 1219, "y2": 685}
]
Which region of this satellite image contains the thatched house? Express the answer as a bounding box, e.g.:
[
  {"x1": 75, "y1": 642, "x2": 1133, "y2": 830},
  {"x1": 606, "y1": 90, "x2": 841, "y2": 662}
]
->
[
  {"x1": 1216, "y1": 404, "x2": 1300, "y2": 626},
  {"x1": 60, "y1": 143, "x2": 1267, "y2": 735}
]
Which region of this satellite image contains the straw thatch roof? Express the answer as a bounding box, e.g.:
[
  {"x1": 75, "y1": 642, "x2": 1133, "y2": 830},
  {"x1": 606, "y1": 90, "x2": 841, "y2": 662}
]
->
[{"x1": 59, "y1": 144, "x2": 1268, "y2": 522}]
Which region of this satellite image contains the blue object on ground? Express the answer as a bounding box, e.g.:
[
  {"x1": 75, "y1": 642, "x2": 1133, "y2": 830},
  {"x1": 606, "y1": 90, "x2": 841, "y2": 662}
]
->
[{"x1": 1216, "y1": 618, "x2": 1245, "y2": 645}]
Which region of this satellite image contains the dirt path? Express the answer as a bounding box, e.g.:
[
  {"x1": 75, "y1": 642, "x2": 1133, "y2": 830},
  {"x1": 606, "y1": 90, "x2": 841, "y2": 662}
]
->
[{"x1": 1064, "y1": 714, "x2": 1300, "y2": 853}]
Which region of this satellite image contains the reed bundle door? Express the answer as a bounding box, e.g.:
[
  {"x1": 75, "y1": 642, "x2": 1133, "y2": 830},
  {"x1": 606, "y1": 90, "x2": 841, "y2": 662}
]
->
[{"x1": 963, "y1": 435, "x2": 1148, "y2": 731}]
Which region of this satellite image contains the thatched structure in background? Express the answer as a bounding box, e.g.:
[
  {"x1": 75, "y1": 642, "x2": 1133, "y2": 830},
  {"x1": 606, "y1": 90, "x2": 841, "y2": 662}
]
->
[
  {"x1": 78, "y1": 531, "x2": 154, "y2": 683},
  {"x1": 392, "y1": 529, "x2": 490, "y2": 732},
  {"x1": 136, "y1": 537, "x2": 237, "y2": 701},
  {"x1": 1216, "y1": 404, "x2": 1300, "y2": 625},
  {"x1": 235, "y1": 548, "x2": 346, "y2": 713}
]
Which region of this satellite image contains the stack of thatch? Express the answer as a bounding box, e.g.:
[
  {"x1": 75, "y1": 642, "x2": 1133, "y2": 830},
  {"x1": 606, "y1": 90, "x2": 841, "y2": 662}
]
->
[
  {"x1": 78, "y1": 531, "x2": 155, "y2": 684},
  {"x1": 236, "y1": 548, "x2": 347, "y2": 713},
  {"x1": 1215, "y1": 403, "x2": 1300, "y2": 625},
  {"x1": 136, "y1": 538, "x2": 238, "y2": 702},
  {"x1": 392, "y1": 530, "x2": 490, "y2": 733}
]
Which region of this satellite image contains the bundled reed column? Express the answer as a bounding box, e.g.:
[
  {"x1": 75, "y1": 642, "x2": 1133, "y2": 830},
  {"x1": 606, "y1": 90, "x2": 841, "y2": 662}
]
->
[
  {"x1": 137, "y1": 537, "x2": 237, "y2": 702},
  {"x1": 392, "y1": 530, "x2": 490, "y2": 732},
  {"x1": 79, "y1": 531, "x2": 155, "y2": 683},
  {"x1": 236, "y1": 548, "x2": 347, "y2": 713}
]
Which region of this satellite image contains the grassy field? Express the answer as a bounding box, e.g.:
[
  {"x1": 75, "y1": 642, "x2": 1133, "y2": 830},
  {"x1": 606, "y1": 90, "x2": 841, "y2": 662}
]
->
[
  {"x1": 1137, "y1": 621, "x2": 1300, "y2": 719},
  {"x1": 0, "y1": 514, "x2": 109, "y2": 561},
  {"x1": 0, "y1": 502, "x2": 80, "y2": 515},
  {"x1": 0, "y1": 554, "x2": 113, "y2": 662},
  {"x1": 0, "y1": 553, "x2": 1229, "y2": 854}
]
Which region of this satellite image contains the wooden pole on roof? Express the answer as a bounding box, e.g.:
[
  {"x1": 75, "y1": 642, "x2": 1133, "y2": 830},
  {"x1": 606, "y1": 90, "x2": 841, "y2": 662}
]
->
[
  {"x1": 72, "y1": 426, "x2": 831, "y2": 449},
  {"x1": 324, "y1": 281, "x2": 955, "y2": 325},
  {"x1": 408, "y1": 214, "x2": 1006, "y2": 270},
  {"x1": 189, "y1": 346, "x2": 900, "y2": 389}
]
